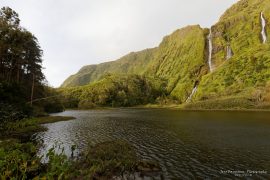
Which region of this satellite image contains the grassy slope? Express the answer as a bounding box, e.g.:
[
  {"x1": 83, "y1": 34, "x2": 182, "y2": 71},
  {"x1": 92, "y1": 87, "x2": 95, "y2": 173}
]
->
[
  {"x1": 60, "y1": 74, "x2": 167, "y2": 108},
  {"x1": 146, "y1": 25, "x2": 207, "y2": 102},
  {"x1": 211, "y1": 0, "x2": 270, "y2": 68},
  {"x1": 61, "y1": 48, "x2": 157, "y2": 87},
  {"x1": 61, "y1": 0, "x2": 270, "y2": 109},
  {"x1": 191, "y1": 0, "x2": 270, "y2": 109},
  {"x1": 62, "y1": 25, "x2": 207, "y2": 103}
]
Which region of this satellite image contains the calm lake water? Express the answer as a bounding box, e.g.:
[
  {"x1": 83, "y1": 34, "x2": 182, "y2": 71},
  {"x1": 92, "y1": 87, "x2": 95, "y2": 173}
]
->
[{"x1": 33, "y1": 109, "x2": 270, "y2": 179}]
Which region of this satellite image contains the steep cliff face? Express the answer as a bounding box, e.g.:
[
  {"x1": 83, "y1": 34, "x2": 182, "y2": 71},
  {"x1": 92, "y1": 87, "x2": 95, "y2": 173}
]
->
[
  {"x1": 146, "y1": 25, "x2": 208, "y2": 102},
  {"x1": 210, "y1": 0, "x2": 270, "y2": 69},
  {"x1": 62, "y1": 25, "x2": 208, "y2": 102},
  {"x1": 61, "y1": 65, "x2": 97, "y2": 87},
  {"x1": 194, "y1": 0, "x2": 270, "y2": 104},
  {"x1": 61, "y1": 48, "x2": 157, "y2": 87},
  {"x1": 61, "y1": 0, "x2": 270, "y2": 108}
]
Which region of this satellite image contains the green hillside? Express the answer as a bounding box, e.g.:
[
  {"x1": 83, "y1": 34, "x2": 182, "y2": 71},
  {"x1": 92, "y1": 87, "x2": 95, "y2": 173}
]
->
[
  {"x1": 62, "y1": 25, "x2": 208, "y2": 102},
  {"x1": 60, "y1": 74, "x2": 167, "y2": 108},
  {"x1": 61, "y1": 0, "x2": 270, "y2": 109},
  {"x1": 61, "y1": 48, "x2": 157, "y2": 87},
  {"x1": 145, "y1": 25, "x2": 208, "y2": 102},
  {"x1": 191, "y1": 0, "x2": 270, "y2": 109}
]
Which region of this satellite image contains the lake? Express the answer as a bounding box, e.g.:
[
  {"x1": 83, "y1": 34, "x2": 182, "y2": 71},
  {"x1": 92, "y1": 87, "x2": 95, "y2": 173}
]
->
[{"x1": 33, "y1": 109, "x2": 270, "y2": 179}]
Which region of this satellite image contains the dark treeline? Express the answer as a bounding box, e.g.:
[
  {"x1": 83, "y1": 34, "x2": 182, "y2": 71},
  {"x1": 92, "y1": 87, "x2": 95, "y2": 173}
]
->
[
  {"x1": 0, "y1": 7, "x2": 63, "y2": 125},
  {"x1": 60, "y1": 74, "x2": 169, "y2": 109},
  {"x1": 0, "y1": 7, "x2": 44, "y2": 90}
]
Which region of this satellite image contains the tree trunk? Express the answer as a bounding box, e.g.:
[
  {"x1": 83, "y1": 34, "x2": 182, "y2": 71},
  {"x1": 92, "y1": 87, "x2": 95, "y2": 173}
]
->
[
  {"x1": 16, "y1": 63, "x2": 20, "y2": 83},
  {"x1": 30, "y1": 73, "x2": 35, "y2": 106}
]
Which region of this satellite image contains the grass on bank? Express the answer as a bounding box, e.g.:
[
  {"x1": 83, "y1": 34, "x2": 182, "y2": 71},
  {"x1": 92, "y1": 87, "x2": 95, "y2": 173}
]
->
[
  {"x1": 68, "y1": 141, "x2": 160, "y2": 179},
  {"x1": 0, "y1": 116, "x2": 75, "y2": 140},
  {"x1": 0, "y1": 139, "x2": 160, "y2": 179},
  {"x1": 183, "y1": 96, "x2": 270, "y2": 110},
  {"x1": 0, "y1": 116, "x2": 161, "y2": 179},
  {"x1": 134, "y1": 95, "x2": 270, "y2": 111}
]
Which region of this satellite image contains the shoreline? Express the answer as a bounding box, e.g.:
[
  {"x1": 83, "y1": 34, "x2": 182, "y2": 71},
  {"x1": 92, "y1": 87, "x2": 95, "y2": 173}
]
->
[
  {"x1": 0, "y1": 116, "x2": 75, "y2": 141},
  {"x1": 0, "y1": 115, "x2": 161, "y2": 179},
  {"x1": 64, "y1": 105, "x2": 270, "y2": 113}
]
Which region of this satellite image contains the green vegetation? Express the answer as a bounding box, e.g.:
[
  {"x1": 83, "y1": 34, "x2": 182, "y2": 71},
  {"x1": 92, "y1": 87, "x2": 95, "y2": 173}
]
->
[
  {"x1": 0, "y1": 116, "x2": 160, "y2": 179},
  {"x1": 62, "y1": 25, "x2": 207, "y2": 103},
  {"x1": 0, "y1": 116, "x2": 72, "y2": 179},
  {"x1": 210, "y1": 0, "x2": 270, "y2": 68},
  {"x1": 0, "y1": 7, "x2": 44, "y2": 109},
  {"x1": 194, "y1": 47, "x2": 270, "y2": 100},
  {"x1": 0, "y1": 140, "x2": 160, "y2": 179},
  {"x1": 1, "y1": 0, "x2": 270, "y2": 178},
  {"x1": 183, "y1": 97, "x2": 256, "y2": 110},
  {"x1": 60, "y1": 25, "x2": 209, "y2": 107},
  {"x1": 0, "y1": 116, "x2": 74, "y2": 140},
  {"x1": 60, "y1": 74, "x2": 167, "y2": 108},
  {"x1": 60, "y1": 0, "x2": 270, "y2": 110},
  {"x1": 0, "y1": 140, "x2": 41, "y2": 179},
  {"x1": 61, "y1": 48, "x2": 157, "y2": 87},
  {"x1": 1, "y1": 2, "x2": 269, "y2": 111},
  {"x1": 67, "y1": 141, "x2": 160, "y2": 179},
  {"x1": 0, "y1": 6, "x2": 43, "y2": 123},
  {"x1": 146, "y1": 25, "x2": 208, "y2": 102},
  {"x1": 0, "y1": 7, "x2": 64, "y2": 127},
  {"x1": 193, "y1": 0, "x2": 270, "y2": 108}
]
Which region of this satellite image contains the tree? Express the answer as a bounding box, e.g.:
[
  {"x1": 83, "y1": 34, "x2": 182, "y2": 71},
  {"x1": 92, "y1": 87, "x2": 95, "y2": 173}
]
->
[
  {"x1": 0, "y1": 7, "x2": 44, "y2": 103},
  {"x1": 0, "y1": 7, "x2": 49, "y2": 120}
]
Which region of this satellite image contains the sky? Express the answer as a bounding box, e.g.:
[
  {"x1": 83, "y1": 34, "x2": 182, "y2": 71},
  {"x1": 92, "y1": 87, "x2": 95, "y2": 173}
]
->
[{"x1": 0, "y1": 0, "x2": 237, "y2": 87}]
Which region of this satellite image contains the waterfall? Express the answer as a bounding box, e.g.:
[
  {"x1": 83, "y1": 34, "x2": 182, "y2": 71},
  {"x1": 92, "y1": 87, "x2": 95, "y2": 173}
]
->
[
  {"x1": 261, "y1": 12, "x2": 267, "y2": 44},
  {"x1": 186, "y1": 85, "x2": 198, "y2": 103},
  {"x1": 226, "y1": 45, "x2": 233, "y2": 60},
  {"x1": 208, "y1": 29, "x2": 213, "y2": 72}
]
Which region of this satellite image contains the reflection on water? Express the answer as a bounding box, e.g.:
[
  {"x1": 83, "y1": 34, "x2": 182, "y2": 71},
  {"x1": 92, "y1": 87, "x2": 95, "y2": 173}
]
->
[{"x1": 33, "y1": 109, "x2": 270, "y2": 179}]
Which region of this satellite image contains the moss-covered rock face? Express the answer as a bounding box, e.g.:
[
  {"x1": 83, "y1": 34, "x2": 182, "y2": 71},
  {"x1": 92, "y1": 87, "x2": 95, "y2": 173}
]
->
[
  {"x1": 61, "y1": 0, "x2": 270, "y2": 109},
  {"x1": 61, "y1": 48, "x2": 157, "y2": 87},
  {"x1": 146, "y1": 25, "x2": 208, "y2": 102},
  {"x1": 211, "y1": 0, "x2": 270, "y2": 69},
  {"x1": 62, "y1": 25, "x2": 207, "y2": 103},
  {"x1": 194, "y1": 0, "x2": 270, "y2": 104}
]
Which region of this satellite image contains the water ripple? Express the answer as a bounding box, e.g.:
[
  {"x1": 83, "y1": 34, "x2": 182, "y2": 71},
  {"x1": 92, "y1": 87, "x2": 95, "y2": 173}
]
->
[{"x1": 33, "y1": 109, "x2": 270, "y2": 179}]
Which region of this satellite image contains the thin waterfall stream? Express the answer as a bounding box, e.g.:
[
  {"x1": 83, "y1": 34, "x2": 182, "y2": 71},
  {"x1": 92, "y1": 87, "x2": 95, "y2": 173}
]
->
[
  {"x1": 186, "y1": 84, "x2": 198, "y2": 103},
  {"x1": 186, "y1": 27, "x2": 213, "y2": 103},
  {"x1": 208, "y1": 28, "x2": 213, "y2": 72},
  {"x1": 226, "y1": 45, "x2": 233, "y2": 60},
  {"x1": 261, "y1": 12, "x2": 267, "y2": 43}
]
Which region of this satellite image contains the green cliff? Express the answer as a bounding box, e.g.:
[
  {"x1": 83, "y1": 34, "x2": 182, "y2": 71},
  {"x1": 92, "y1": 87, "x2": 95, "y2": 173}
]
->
[
  {"x1": 192, "y1": 0, "x2": 270, "y2": 109},
  {"x1": 61, "y1": 0, "x2": 270, "y2": 109},
  {"x1": 61, "y1": 48, "x2": 157, "y2": 87},
  {"x1": 145, "y1": 25, "x2": 208, "y2": 102}
]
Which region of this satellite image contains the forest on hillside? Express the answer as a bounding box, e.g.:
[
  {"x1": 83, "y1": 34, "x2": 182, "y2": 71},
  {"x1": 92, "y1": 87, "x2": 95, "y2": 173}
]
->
[
  {"x1": 1, "y1": 0, "x2": 270, "y2": 179},
  {"x1": 0, "y1": 7, "x2": 63, "y2": 127},
  {"x1": 61, "y1": 0, "x2": 270, "y2": 110}
]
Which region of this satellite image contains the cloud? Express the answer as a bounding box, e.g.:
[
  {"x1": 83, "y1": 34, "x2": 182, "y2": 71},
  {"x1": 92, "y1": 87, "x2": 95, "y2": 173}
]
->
[{"x1": 0, "y1": 0, "x2": 237, "y2": 87}]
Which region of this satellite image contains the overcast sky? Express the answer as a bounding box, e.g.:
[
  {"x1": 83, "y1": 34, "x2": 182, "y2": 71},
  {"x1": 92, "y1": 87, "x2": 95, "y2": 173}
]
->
[{"x1": 1, "y1": 0, "x2": 237, "y2": 87}]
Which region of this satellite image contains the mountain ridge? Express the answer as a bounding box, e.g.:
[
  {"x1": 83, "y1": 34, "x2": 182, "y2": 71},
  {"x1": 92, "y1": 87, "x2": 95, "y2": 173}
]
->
[
  {"x1": 60, "y1": 0, "x2": 270, "y2": 109},
  {"x1": 61, "y1": 47, "x2": 157, "y2": 87}
]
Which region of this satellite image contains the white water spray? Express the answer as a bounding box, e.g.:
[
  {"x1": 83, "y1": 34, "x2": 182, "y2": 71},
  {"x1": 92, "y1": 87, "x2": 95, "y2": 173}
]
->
[
  {"x1": 226, "y1": 45, "x2": 233, "y2": 60},
  {"x1": 261, "y1": 12, "x2": 267, "y2": 43},
  {"x1": 208, "y1": 29, "x2": 213, "y2": 72},
  {"x1": 186, "y1": 85, "x2": 198, "y2": 103}
]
